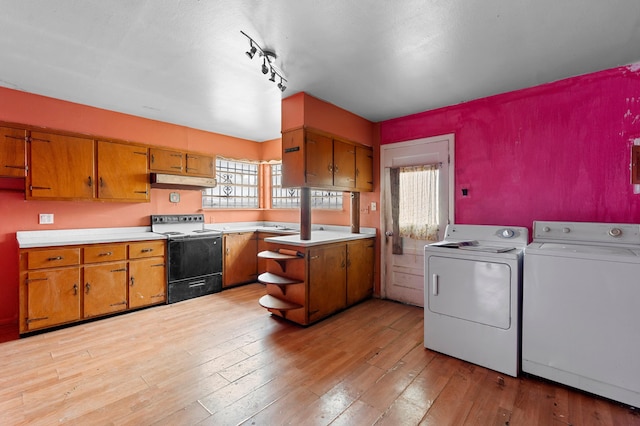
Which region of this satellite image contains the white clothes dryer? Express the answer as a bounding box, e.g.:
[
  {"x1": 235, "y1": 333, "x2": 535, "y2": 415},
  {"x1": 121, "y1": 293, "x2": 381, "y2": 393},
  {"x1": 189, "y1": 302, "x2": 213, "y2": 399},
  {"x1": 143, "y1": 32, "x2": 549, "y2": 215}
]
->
[
  {"x1": 424, "y1": 224, "x2": 528, "y2": 377},
  {"x1": 523, "y1": 221, "x2": 640, "y2": 408}
]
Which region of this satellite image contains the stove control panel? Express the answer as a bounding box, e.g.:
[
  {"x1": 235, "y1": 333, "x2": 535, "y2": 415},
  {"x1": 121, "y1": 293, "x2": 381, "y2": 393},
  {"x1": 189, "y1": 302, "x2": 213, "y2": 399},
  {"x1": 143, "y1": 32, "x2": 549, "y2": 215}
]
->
[{"x1": 151, "y1": 214, "x2": 205, "y2": 224}]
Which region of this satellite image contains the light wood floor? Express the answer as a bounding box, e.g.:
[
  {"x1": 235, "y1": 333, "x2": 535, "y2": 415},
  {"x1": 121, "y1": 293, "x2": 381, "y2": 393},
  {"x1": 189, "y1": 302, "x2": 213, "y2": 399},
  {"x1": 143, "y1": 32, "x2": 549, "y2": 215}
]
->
[{"x1": 1, "y1": 284, "x2": 638, "y2": 425}]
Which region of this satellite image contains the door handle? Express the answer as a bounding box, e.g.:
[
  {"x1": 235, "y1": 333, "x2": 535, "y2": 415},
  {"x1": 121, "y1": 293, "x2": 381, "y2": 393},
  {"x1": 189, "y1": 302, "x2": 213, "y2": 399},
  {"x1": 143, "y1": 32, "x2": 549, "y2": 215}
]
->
[
  {"x1": 384, "y1": 231, "x2": 393, "y2": 237},
  {"x1": 432, "y1": 274, "x2": 439, "y2": 296}
]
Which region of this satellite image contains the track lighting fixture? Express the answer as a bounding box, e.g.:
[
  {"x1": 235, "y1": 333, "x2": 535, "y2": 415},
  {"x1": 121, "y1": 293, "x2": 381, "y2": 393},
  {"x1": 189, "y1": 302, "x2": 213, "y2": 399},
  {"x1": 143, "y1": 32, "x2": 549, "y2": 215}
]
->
[{"x1": 241, "y1": 30, "x2": 287, "y2": 92}]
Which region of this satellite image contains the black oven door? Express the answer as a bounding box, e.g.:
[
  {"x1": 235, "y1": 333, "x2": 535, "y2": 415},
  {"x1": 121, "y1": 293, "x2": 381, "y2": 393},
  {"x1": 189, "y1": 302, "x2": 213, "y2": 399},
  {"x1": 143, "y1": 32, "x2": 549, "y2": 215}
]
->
[{"x1": 167, "y1": 235, "x2": 222, "y2": 281}]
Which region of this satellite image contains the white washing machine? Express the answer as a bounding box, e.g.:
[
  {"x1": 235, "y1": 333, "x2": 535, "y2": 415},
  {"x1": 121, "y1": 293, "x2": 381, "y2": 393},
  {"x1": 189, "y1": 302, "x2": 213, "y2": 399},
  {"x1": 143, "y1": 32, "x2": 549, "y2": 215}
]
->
[
  {"x1": 424, "y1": 224, "x2": 528, "y2": 377},
  {"x1": 523, "y1": 221, "x2": 640, "y2": 408}
]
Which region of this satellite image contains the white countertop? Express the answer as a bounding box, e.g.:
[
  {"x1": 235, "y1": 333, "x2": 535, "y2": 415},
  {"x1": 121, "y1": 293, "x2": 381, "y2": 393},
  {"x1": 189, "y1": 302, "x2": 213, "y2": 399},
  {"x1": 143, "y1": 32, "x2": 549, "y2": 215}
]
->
[
  {"x1": 264, "y1": 230, "x2": 375, "y2": 247},
  {"x1": 16, "y1": 226, "x2": 165, "y2": 248}
]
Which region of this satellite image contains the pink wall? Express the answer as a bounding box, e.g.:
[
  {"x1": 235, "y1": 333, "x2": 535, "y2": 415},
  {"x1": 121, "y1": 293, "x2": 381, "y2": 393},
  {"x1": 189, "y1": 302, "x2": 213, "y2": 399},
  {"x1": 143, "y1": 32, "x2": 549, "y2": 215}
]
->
[{"x1": 380, "y1": 64, "x2": 640, "y2": 229}]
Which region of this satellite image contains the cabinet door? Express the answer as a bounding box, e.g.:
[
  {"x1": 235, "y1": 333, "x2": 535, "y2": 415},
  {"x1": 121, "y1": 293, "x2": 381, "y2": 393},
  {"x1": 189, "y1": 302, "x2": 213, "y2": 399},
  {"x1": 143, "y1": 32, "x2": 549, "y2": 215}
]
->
[
  {"x1": 333, "y1": 139, "x2": 356, "y2": 189},
  {"x1": 83, "y1": 262, "x2": 128, "y2": 317},
  {"x1": 97, "y1": 141, "x2": 149, "y2": 201},
  {"x1": 305, "y1": 131, "x2": 334, "y2": 187},
  {"x1": 0, "y1": 126, "x2": 27, "y2": 177},
  {"x1": 185, "y1": 153, "x2": 214, "y2": 177},
  {"x1": 129, "y1": 257, "x2": 166, "y2": 308},
  {"x1": 355, "y1": 145, "x2": 374, "y2": 191},
  {"x1": 25, "y1": 268, "x2": 81, "y2": 331},
  {"x1": 149, "y1": 147, "x2": 185, "y2": 173},
  {"x1": 308, "y1": 244, "x2": 346, "y2": 322},
  {"x1": 29, "y1": 132, "x2": 95, "y2": 199},
  {"x1": 223, "y1": 232, "x2": 258, "y2": 287},
  {"x1": 346, "y1": 239, "x2": 375, "y2": 305},
  {"x1": 281, "y1": 128, "x2": 305, "y2": 188}
]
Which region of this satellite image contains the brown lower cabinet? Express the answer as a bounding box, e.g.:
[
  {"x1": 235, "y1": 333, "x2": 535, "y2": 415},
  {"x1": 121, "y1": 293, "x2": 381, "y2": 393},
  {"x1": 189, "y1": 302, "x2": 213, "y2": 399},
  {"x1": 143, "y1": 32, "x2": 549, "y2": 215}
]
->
[
  {"x1": 258, "y1": 237, "x2": 375, "y2": 326},
  {"x1": 19, "y1": 240, "x2": 166, "y2": 334},
  {"x1": 223, "y1": 232, "x2": 258, "y2": 288}
]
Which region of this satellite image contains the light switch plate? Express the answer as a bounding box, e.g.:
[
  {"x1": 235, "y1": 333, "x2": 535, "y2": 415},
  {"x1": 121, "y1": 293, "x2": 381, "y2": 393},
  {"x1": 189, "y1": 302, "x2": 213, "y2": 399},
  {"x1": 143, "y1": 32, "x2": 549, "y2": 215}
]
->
[
  {"x1": 39, "y1": 213, "x2": 54, "y2": 224},
  {"x1": 169, "y1": 192, "x2": 180, "y2": 203},
  {"x1": 370, "y1": 202, "x2": 377, "y2": 211}
]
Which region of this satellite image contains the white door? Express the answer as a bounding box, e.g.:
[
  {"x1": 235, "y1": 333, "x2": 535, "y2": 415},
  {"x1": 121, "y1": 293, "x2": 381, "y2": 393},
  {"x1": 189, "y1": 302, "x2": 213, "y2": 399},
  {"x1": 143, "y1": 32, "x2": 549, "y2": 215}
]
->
[{"x1": 380, "y1": 135, "x2": 454, "y2": 307}]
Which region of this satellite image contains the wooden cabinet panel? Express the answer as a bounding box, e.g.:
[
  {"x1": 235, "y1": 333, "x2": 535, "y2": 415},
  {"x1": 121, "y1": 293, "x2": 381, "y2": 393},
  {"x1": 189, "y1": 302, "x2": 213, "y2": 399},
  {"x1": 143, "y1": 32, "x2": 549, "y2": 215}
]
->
[
  {"x1": 223, "y1": 232, "x2": 258, "y2": 287},
  {"x1": 355, "y1": 145, "x2": 374, "y2": 191},
  {"x1": 346, "y1": 239, "x2": 374, "y2": 305},
  {"x1": 97, "y1": 141, "x2": 149, "y2": 201},
  {"x1": 281, "y1": 128, "x2": 305, "y2": 188},
  {"x1": 26, "y1": 268, "x2": 81, "y2": 331},
  {"x1": 27, "y1": 248, "x2": 80, "y2": 270},
  {"x1": 333, "y1": 140, "x2": 356, "y2": 189},
  {"x1": 28, "y1": 131, "x2": 95, "y2": 200},
  {"x1": 0, "y1": 126, "x2": 27, "y2": 177},
  {"x1": 186, "y1": 153, "x2": 214, "y2": 177},
  {"x1": 281, "y1": 128, "x2": 373, "y2": 192},
  {"x1": 305, "y1": 131, "x2": 333, "y2": 187},
  {"x1": 308, "y1": 244, "x2": 347, "y2": 322},
  {"x1": 83, "y1": 262, "x2": 128, "y2": 318},
  {"x1": 129, "y1": 257, "x2": 166, "y2": 308},
  {"x1": 149, "y1": 147, "x2": 185, "y2": 173},
  {"x1": 129, "y1": 240, "x2": 165, "y2": 259},
  {"x1": 84, "y1": 244, "x2": 126, "y2": 263}
]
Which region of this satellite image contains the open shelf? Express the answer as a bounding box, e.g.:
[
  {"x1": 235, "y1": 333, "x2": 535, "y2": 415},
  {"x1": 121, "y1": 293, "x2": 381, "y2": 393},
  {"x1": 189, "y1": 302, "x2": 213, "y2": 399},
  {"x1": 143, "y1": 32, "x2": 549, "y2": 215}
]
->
[
  {"x1": 258, "y1": 250, "x2": 302, "y2": 260},
  {"x1": 258, "y1": 294, "x2": 303, "y2": 316},
  {"x1": 258, "y1": 272, "x2": 302, "y2": 286}
]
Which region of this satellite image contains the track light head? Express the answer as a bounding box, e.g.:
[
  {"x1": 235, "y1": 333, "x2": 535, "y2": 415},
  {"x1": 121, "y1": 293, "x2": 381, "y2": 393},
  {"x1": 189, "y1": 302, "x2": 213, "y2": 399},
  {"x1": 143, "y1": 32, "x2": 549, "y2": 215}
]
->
[
  {"x1": 261, "y1": 58, "x2": 269, "y2": 74},
  {"x1": 269, "y1": 69, "x2": 276, "y2": 82},
  {"x1": 246, "y1": 43, "x2": 257, "y2": 59}
]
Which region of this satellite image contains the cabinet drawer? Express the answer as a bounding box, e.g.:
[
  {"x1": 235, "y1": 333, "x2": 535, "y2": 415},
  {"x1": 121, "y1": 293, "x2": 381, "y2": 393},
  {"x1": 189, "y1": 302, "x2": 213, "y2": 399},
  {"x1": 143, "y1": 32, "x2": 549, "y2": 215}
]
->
[
  {"x1": 27, "y1": 248, "x2": 80, "y2": 269},
  {"x1": 129, "y1": 240, "x2": 165, "y2": 259},
  {"x1": 84, "y1": 244, "x2": 127, "y2": 263}
]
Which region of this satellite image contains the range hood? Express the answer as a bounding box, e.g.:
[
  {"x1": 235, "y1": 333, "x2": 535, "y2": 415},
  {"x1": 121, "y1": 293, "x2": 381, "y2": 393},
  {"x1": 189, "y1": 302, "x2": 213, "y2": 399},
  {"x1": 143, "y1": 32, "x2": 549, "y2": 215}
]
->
[{"x1": 150, "y1": 173, "x2": 216, "y2": 190}]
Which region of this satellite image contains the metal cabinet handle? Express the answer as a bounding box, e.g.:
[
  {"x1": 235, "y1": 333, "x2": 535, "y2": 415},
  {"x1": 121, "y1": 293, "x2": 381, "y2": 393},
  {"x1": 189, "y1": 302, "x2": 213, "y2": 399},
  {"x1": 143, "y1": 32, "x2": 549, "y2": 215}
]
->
[
  {"x1": 47, "y1": 256, "x2": 63, "y2": 261},
  {"x1": 130, "y1": 277, "x2": 135, "y2": 287},
  {"x1": 73, "y1": 284, "x2": 78, "y2": 295},
  {"x1": 85, "y1": 283, "x2": 91, "y2": 294},
  {"x1": 88, "y1": 176, "x2": 93, "y2": 187},
  {"x1": 141, "y1": 248, "x2": 153, "y2": 253},
  {"x1": 99, "y1": 251, "x2": 113, "y2": 257}
]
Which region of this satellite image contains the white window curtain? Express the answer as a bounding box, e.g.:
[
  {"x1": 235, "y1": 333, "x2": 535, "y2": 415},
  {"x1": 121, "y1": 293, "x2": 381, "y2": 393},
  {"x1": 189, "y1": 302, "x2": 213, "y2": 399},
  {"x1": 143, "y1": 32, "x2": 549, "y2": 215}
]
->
[{"x1": 398, "y1": 164, "x2": 440, "y2": 241}]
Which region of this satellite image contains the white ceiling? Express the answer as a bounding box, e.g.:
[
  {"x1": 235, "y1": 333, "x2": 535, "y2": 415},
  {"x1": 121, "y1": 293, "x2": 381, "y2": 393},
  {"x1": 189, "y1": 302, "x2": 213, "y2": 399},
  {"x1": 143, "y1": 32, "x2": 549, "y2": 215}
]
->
[{"x1": 1, "y1": 1, "x2": 640, "y2": 142}]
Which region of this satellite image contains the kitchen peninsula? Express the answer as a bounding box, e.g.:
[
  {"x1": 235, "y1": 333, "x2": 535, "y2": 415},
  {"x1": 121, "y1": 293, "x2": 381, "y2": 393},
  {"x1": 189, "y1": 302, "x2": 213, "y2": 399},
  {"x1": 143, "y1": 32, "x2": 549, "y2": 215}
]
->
[{"x1": 258, "y1": 228, "x2": 375, "y2": 325}]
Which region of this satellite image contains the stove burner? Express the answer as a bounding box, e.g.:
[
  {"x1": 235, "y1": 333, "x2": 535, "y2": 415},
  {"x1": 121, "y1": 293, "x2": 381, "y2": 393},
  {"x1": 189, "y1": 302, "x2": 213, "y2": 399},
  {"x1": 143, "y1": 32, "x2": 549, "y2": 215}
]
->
[{"x1": 162, "y1": 231, "x2": 184, "y2": 236}]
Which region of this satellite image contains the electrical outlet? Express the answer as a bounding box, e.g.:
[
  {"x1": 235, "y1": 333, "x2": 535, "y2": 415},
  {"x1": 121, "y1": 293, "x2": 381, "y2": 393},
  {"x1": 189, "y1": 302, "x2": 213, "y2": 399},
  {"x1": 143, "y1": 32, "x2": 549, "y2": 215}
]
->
[
  {"x1": 370, "y1": 202, "x2": 377, "y2": 211},
  {"x1": 39, "y1": 213, "x2": 54, "y2": 224}
]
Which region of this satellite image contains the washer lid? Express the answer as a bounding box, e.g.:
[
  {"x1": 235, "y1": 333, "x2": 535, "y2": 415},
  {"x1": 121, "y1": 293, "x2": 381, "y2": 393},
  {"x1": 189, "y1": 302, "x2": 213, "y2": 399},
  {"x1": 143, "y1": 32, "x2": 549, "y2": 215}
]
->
[{"x1": 526, "y1": 242, "x2": 640, "y2": 261}]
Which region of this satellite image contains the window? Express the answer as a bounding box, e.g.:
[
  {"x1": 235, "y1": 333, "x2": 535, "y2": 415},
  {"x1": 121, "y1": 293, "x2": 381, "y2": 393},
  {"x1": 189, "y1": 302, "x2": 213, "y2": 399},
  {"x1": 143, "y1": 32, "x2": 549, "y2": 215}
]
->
[
  {"x1": 271, "y1": 164, "x2": 343, "y2": 209},
  {"x1": 202, "y1": 158, "x2": 259, "y2": 208}
]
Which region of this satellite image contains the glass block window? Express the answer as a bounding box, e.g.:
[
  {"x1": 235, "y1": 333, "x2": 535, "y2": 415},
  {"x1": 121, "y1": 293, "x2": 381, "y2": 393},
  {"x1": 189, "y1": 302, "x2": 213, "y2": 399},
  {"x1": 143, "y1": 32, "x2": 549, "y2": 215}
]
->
[
  {"x1": 271, "y1": 164, "x2": 343, "y2": 209},
  {"x1": 202, "y1": 158, "x2": 259, "y2": 208}
]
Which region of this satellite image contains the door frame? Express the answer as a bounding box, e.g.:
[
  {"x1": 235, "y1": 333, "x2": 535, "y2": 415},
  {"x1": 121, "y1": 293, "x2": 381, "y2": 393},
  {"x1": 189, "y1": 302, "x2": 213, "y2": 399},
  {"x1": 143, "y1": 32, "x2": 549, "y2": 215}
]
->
[{"x1": 379, "y1": 134, "x2": 455, "y2": 300}]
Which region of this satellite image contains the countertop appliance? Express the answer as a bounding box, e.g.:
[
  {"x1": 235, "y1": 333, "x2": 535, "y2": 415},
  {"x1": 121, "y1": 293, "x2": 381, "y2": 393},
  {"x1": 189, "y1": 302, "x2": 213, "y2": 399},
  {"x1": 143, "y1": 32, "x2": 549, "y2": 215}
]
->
[
  {"x1": 522, "y1": 221, "x2": 640, "y2": 408},
  {"x1": 151, "y1": 214, "x2": 222, "y2": 304},
  {"x1": 424, "y1": 224, "x2": 528, "y2": 377}
]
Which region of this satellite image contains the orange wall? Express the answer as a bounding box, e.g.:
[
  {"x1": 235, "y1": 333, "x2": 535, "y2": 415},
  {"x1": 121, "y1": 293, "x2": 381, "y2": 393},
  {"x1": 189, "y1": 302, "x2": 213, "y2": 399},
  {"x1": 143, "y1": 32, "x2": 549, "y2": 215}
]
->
[
  {"x1": 282, "y1": 92, "x2": 375, "y2": 145},
  {"x1": 0, "y1": 88, "x2": 377, "y2": 327}
]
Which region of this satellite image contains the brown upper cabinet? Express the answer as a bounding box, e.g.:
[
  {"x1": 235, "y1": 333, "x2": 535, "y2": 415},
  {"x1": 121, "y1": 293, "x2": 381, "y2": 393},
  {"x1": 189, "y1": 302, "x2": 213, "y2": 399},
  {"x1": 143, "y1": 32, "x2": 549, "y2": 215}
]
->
[
  {"x1": 28, "y1": 131, "x2": 96, "y2": 200},
  {"x1": 97, "y1": 141, "x2": 149, "y2": 201},
  {"x1": 281, "y1": 127, "x2": 373, "y2": 192},
  {"x1": 149, "y1": 147, "x2": 215, "y2": 178},
  {"x1": 0, "y1": 126, "x2": 27, "y2": 178}
]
